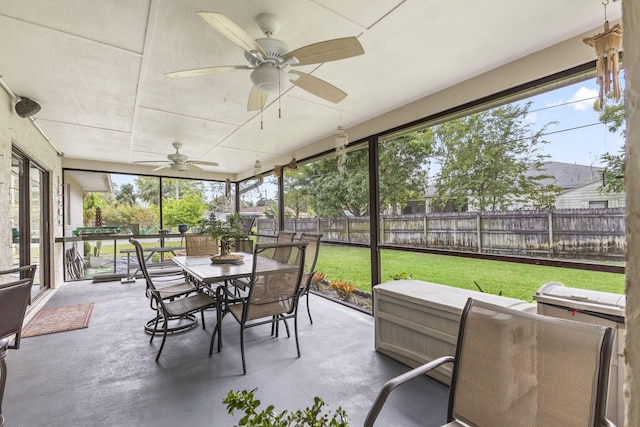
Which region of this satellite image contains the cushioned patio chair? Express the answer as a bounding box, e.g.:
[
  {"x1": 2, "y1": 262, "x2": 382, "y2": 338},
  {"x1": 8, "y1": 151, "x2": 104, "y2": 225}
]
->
[
  {"x1": 0, "y1": 264, "x2": 36, "y2": 427},
  {"x1": 131, "y1": 238, "x2": 217, "y2": 361},
  {"x1": 364, "y1": 298, "x2": 616, "y2": 427},
  {"x1": 210, "y1": 241, "x2": 307, "y2": 374}
]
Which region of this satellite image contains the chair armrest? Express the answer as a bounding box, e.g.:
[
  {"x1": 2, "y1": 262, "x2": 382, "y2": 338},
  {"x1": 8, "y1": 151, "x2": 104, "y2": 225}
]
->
[{"x1": 363, "y1": 355, "x2": 455, "y2": 427}]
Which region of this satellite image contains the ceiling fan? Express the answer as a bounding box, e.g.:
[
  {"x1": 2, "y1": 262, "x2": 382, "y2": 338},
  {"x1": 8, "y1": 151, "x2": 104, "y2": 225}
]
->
[
  {"x1": 133, "y1": 142, "x2": 219, "y2": 172},
  {"x1": 166, "y1": 12, "x2": 364, "y2": 111}
]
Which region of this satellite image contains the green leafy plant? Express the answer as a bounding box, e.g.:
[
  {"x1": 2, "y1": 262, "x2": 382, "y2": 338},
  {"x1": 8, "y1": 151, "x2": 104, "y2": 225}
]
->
[
  {"x1": 311, "y1": 271, "x2": 326, "y2": 290},
  {"x1": 328, "y1": 280, "x2": 357, "y2": 302},
  {"x1": 390, "y1": 271, "x2": 411, "y2": 280},
  {"x1": 223, "y1": 388, "x2": 349, "y2": 427},
  {"x1": 200, "y1": 212, "x2": 246, "y2": 256}
]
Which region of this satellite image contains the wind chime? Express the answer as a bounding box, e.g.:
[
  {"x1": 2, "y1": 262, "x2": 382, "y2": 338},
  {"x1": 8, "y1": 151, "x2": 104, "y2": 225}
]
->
[{"x1": 583, "y1": 0, "x2": 623, "y2": 108}]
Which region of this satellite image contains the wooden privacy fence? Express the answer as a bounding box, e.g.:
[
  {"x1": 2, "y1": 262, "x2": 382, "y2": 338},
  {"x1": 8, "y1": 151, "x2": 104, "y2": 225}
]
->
[{"x1": 255, "y1": 208, "x2": 626, "y2": 261}]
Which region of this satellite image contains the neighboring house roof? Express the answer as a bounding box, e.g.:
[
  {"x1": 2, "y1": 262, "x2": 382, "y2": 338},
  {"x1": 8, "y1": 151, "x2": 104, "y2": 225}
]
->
[
  {"x1": 526, "y1": 161, "x2": 602, "y2": 189},
  {"x1": 424, "y1": 161, "x2": 602, "y2": 199}
]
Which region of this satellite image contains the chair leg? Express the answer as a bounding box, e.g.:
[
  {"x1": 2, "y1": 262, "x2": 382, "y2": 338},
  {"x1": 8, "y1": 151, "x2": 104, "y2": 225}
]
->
[
  {"x1": 294, "y1": 312, "x2": 301, "y2": 357},
  {"x1": 306, "y1": 288, "x2": 313, "y2": 324},
  {"x1": 281, "y1": 317, "x2": 291, "y2": 338},
  {"x1": 149, "y1": 312, "x2": 161, "y2": 343},
  {"x1": 240, "y1": 326, "x2": 247, "y2": 375},
  {"x1": 156, "y1": 318, "x2": 169, "y2": 361},
  {"x1": 200, "y1": 309, "x2": 206, "y2": 329},
  {"x1": 0, "y1": 347, "x2": 7, "y2": 424},
  {"x1": 209, "y1": 322, "x2": 218, "y2": 357}
]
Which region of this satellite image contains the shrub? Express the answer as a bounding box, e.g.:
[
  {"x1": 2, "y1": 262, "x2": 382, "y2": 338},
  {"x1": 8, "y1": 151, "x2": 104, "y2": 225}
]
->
[
  {"x1": 223, "y1": 388, "x2": 349, "y2": 426},
  {"x1": 390, "y1": 271, "x2": 411, "y2": 280},
  {"x1": 329, "y1": 280, "x2": 357, "y2": 302},
  {"x1": 311, "y1": 271, "x2": 326, "y2": 290}
]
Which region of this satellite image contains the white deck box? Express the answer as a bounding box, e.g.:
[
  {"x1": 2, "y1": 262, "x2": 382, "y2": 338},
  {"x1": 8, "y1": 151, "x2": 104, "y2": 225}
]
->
[{"x1": 374, "y1": 280, "x2": 536, "y2": 384}]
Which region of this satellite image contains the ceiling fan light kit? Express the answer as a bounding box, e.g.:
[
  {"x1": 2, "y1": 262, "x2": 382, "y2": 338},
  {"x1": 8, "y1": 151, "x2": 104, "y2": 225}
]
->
[{"x1": 250, "y1": 65, "x2": 288, "y2": 93}]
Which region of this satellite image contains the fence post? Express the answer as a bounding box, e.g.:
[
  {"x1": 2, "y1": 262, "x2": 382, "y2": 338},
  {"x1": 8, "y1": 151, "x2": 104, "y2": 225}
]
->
[
  {"x1": 380, "y1": 216, "x2": 385, "y2": 244},
  {"x1": 548, "y1": 211, "x2": 554, "y2": 257},
  {"x1": 423, "y1": 214, "x2": 428, "y2": 246},
  {"x1": 346, "y1": 217, "x2": 350, "y2": 243},
  {"x1": 316, "y1": 217, "x2": 321, "y2": 234},
  {"x1": 476, "y1": 212, "x2": 482, "y2": 253}
]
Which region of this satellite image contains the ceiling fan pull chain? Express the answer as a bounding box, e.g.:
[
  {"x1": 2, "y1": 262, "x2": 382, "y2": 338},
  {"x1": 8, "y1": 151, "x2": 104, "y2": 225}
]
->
[{"x1": 279, "y1": 71, "x2": 282, "y2": 119}]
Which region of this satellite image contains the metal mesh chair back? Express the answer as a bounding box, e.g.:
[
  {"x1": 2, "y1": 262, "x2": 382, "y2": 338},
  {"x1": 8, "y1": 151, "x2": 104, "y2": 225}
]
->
[
  {"x1": 242, "y1": 241, "x2": 307, "y2": 322},
  {"x1": 450, "y1": 299, "x2": 615, "y2": 427},
  {"x1": 185, "y1": 233, "x2": 219, "y2": 256},
  {"x1": 0, "y1": 265, "x2": 36, "y2": 350},
  {"x1": 130, "y1": 238, "x2": 158, "y2": 293},
  {"x1": 298, "y1": 233, "x2": 322, "y2": 288},
  {"x1": 234, "y1": 239, "x2": 254, "y2": 253},
  {"x1": 267, "y1": 232, "x2": 297, "y2": 263},
  {"x1": 276, "y1": 231, "x2": 296, "y2": 242}
]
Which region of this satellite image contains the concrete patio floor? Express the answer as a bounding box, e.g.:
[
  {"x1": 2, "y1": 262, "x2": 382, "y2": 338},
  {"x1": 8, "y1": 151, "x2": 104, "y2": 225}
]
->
[{"x1": 3, "y1": 279, "x2": 449, "y2": 427}]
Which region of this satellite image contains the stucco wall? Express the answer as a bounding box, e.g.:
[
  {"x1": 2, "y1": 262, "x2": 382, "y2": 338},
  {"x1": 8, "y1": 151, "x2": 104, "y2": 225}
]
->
[{"x1": 0, "y1": 89, "x2": 64, "y2": 287}]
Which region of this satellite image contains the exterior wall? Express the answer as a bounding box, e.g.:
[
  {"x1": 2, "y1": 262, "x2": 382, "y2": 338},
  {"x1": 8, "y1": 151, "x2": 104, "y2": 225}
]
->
[
  {"x1": 556, "y1": 181, "x2": 626, "y2": 209},
  {"x1": 623, "y1": 0, "x2": 639, "y2": 424},
  {"x1": 64, "y1": 173, "x2": 86, "y2": 236},
  {"x1": 0, "y1": 89, "x2": 64, "y2": 287}
]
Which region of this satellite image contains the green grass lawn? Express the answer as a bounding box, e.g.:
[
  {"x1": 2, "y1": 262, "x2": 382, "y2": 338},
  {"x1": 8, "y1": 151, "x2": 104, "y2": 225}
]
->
[{"x1": 314, "y1": 245, "x2": 625, "y2": 302}]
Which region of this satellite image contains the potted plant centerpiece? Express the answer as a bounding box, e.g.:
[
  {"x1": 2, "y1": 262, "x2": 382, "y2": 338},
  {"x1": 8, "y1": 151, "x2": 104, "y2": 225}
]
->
[{"x1": 200, "y1": 212, "x2": 247, "y2": 264}]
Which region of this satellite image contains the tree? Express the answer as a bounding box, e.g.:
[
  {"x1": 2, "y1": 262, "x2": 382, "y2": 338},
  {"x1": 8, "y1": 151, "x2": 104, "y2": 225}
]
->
[
  {"x1": 161, "y1": 193, "x2": 206, "y2": 227},
  {"x1": 115, "y1": 183, "x2": 136, "y2": 205},
  {"x1": 135, "y1": 176, "x2": 160, "y2": 206},
  {"x1": 596, "y1": 93, "x2": 626, "y2": 194},
  {"x1": 284, "y1": 168, "x2": 313, "y2": 217},
  {"x1": 432, "y1": 102, "x2": 553, "y2": 211},
  {"x1": 287, "y1": 131, "x2": 433, "y2": 217}
]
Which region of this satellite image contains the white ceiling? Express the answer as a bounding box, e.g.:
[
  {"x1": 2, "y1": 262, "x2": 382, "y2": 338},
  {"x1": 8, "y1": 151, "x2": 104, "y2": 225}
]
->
[{"x1": 0, "y1": 0, "x2": 622, "y2": 178}]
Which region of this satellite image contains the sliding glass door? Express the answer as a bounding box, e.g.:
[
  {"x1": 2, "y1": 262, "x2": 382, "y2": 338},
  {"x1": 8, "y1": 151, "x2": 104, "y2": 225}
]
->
[{"x1": 11, "y1": 148, "x2": 50, "y2": 300}]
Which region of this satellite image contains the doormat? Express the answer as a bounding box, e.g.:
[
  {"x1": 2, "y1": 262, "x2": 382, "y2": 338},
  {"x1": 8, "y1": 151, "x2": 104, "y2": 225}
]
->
[{"x1": 22, "y1": 303, "x2": 95, "y2": 338}]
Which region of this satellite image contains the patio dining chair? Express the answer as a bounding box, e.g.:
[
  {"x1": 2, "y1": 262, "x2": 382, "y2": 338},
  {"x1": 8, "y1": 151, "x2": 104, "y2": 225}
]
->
[
  {"x1": 185, "y1": 233, "x2": 219, "y2": 256},
  {"x1": 364, "y1": 298, "x2": 616, "y2": 427},
  {"x1": 0, "y1": 264, "x2": 36, "y2": 427},
  {"x1": 130, "y1": 238, "x2": 217, "y2": 361},
  {"x1": 296, "y1": 233, "x2": 323, "y2": 324},
  {"x1": 210, "y1": 241, "x2": 307, "y2": 374}
]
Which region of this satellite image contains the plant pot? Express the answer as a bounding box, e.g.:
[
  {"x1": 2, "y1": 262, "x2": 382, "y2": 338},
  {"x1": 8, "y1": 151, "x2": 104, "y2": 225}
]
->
[{"x1": 88, "y1": 256, "x2": 103, "y2": 268}]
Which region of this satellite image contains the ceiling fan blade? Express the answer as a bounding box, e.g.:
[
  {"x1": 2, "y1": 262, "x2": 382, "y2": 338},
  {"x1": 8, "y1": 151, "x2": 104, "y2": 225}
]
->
[
  {"x1": 189, "y1": 160, "x2": 220, "y2": 167},
  {"x1": 197, "y1": 12, "x2": 266, "y2": 57},
  {"x1": 284, "y1": 37, "x2": 364, "y2": 66},
  {"x1": 289, "y1": 70, "x2": 347, "y2": 104},
  {"x1": 151, "y1": 164, "x2": 170, "y2": 172},
  {"x1": 132, "y1": 160, "x2": 167, "y2": 164},
  {"x1": 247, "y1": 86, "x2": 268, "y2": 111},
  {"x1": 166, "y1": 65, "x2": 250, "y2": 79},
  {"x1": 188, "y1": 163, "x2": 204, "y2": 171}
]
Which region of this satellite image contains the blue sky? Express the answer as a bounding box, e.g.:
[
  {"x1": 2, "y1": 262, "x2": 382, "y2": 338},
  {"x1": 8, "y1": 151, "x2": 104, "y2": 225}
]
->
[{"x1": 523, "y1": 78, "x2": 625, "y2": 168}]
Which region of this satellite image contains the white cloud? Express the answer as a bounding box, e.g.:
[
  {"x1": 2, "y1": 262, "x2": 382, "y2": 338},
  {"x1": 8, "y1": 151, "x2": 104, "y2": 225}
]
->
[
  {"x1": 569, "y1": 87, "x2": 598, "y2": 111},
  {"x1": 546, "y1": 99, "x2": 563, "y2": 108},
  {"x1": 525, "y1": 112, "x2": 537, "y2": 123}
]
